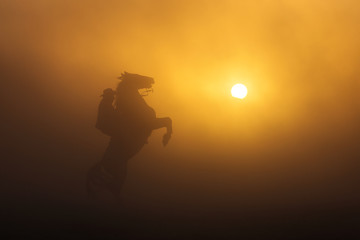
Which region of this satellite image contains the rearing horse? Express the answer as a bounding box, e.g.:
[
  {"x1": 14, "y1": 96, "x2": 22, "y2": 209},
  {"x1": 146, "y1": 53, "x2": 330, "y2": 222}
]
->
[{"x1": 88, "y1": 72, "x2": 172, "y2": 200}]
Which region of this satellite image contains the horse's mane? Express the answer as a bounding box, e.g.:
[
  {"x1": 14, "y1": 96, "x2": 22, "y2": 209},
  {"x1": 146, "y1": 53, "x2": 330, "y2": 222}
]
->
[{"x1": 114, "y1": 72, "x2": 154, "y2": 113}]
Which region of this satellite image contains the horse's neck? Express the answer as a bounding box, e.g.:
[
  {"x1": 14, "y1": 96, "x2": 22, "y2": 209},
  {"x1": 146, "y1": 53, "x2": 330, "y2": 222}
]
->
[{"x1": 116, "y1": 89, "x2": 155, "y2": 118}]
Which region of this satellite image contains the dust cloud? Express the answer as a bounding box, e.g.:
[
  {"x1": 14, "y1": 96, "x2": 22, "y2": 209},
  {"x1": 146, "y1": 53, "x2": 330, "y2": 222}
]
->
[{"x1": 1, "y1": 0, "x2": 360, "y2": 238}]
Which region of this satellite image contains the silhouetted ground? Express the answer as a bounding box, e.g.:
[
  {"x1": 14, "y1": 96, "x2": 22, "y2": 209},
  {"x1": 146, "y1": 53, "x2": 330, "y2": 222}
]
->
[{"x1": 3, "y1": 197, "x2": 359, "y2": 240}]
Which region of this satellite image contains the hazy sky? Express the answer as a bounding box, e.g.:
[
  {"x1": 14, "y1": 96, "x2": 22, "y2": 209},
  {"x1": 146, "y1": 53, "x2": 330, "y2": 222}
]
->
[{"x1": 1, "y1": 0, "x2": 360, "y2": 209}]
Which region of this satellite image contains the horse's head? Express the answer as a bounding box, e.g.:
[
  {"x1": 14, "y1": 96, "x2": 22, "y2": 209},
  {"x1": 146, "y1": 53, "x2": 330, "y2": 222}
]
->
[
  {"x1": 115, "y1": 72, "x2": 155, "y2": 114},
  {"x1": 117, "y1": 72, "x2": 154, "y2": 90}
]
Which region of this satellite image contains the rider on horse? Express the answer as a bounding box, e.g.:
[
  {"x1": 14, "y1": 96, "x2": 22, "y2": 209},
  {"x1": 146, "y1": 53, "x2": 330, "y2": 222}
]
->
[{"x1": 88, "y1": 72, "x2": 172, "y2": 201}]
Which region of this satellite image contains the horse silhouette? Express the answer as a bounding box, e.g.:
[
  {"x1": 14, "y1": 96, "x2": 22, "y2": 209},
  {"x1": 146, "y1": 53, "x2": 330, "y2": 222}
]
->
[{"x1": 87, "y1": 72, "x2": 172, "y2": 201}]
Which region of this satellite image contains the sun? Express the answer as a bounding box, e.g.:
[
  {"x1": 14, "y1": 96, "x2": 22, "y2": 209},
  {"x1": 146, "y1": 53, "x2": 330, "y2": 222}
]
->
[{"x1": 231, "y1": 83, "x2": 248, "y2": 99}]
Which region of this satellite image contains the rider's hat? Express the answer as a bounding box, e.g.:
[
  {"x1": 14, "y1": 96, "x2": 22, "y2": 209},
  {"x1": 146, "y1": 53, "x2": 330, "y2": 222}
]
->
[{"x1": 101, "y1": 88, "x2": 116, "y2": 97}]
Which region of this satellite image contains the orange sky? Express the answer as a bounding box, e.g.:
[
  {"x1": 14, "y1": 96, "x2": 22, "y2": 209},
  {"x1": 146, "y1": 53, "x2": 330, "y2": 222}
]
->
[{"x1": 1, "y1": 0, "x2": 360, "y2": 207}]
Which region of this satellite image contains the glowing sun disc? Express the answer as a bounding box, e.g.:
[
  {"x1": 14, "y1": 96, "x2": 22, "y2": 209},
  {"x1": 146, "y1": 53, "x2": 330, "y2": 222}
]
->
[{"x1": 231, "y1": 84, "x2": 248, "y2": 99}]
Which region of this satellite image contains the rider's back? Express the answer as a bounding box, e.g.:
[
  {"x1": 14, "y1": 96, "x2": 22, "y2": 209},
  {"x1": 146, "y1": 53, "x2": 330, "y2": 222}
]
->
[{"x1": 95, "y1": 93, "x2": 117, "y2": 136}]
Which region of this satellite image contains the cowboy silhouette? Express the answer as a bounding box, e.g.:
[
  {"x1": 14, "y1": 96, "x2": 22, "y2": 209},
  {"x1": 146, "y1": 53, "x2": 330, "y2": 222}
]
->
[{"x1": 88, "y1": 72, "x2": 172, "y2": 201}]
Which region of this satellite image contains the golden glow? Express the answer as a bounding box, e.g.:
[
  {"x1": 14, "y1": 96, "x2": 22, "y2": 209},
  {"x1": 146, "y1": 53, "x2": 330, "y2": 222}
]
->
[
  {"x1": 2, "y1": 0, "x2": 359, "y2": 169},
  {"x1": 2, "y1": 1, "x2": 359, "y2": 213},
  {"x1": 231, "y1": 84, "x2": 248, "y2": 99}
]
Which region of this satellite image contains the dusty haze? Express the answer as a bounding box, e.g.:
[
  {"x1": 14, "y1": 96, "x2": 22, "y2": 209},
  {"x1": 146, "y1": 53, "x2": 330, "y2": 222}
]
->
[{"x1": 1, "y1": 0, "x2": 360, "y2": 238}]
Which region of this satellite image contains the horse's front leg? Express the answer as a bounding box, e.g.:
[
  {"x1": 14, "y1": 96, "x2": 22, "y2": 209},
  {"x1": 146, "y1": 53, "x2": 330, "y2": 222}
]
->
[{"x1": 152, "y1": 117, "x2": 172, "y2": 146}]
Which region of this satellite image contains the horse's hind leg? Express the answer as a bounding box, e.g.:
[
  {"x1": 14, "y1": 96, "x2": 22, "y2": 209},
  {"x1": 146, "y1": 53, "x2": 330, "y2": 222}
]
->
[
  {"x1": 108, "y1": 161, "x2": 128, "y2": 202},
  {"x1": 86, "y1": 163, "x2": 116, "y2": 200},
  {"x1": 86, "y1": 163, "x2": 103, "y2": 199}
]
